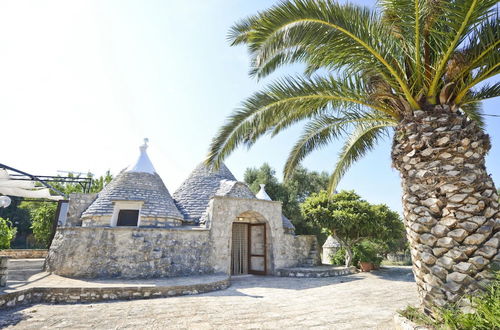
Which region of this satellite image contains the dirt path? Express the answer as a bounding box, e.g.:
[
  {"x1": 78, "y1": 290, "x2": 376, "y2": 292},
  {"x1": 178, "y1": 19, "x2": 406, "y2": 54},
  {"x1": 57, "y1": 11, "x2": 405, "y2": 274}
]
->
[{"x1": 0, "y1": 266, "x2": 418, "y2": 329}]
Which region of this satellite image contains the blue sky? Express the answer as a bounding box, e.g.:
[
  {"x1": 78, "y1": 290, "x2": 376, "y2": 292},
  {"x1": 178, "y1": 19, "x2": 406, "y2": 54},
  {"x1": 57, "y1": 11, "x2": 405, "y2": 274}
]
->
[{"x1": 1, "y1": 0, "x2": 498, "y2": 213}]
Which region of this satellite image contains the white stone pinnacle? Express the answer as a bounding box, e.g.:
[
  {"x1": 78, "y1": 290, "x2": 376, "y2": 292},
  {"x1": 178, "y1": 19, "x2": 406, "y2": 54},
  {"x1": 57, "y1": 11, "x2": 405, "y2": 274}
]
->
[
  {"x1": 256, "y1": 184, "x2": 272, "y2": 201},
  {"x1": 127, "y1": 138, "x2": 156, "y2": 174}
]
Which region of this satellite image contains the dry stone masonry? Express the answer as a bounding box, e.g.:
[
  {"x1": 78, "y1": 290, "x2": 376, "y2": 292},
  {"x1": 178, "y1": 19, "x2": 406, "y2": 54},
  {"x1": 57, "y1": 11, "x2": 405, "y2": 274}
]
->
[
  {"x1": 47, "y1": 142, "x2": 319, "y2": 279},
  {"x1": 392, "y1": 105, "x2": 500, "y2": 309}
]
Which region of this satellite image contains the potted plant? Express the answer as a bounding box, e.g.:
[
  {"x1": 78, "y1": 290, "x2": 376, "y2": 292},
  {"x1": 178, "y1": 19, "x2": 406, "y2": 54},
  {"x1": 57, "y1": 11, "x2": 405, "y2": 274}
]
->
[{"x1": 354, "y1": 241, "x2": 382, "y2": 272}]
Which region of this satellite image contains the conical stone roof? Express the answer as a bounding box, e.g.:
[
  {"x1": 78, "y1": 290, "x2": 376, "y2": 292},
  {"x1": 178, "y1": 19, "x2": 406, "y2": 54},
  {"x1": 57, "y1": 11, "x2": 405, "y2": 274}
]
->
[
  {"x1": 173, "y1": 163, "x2": 237, "y2": 223},
  {"x1": 82, "y1": 140, "x2": 183, "y2": 220}
]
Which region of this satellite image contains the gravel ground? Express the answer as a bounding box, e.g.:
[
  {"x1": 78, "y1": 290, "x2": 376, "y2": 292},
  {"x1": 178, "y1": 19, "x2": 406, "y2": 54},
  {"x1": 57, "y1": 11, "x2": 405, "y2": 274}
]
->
[{"x1": 0, "y1": 266, "x2": 418, "y2": 330}]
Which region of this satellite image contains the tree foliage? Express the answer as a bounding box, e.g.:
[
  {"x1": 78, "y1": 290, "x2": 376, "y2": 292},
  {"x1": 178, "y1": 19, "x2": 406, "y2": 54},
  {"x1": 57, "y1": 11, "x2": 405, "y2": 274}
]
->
[
  {"x1": 206, "y1": 0, "x2": 499, "y2": 193},
  {"x1": 0, "y1": 217, "x2": 17, "y2": 249},
  {"x1": 301, "y1": 190, "x2": 405, "y2": 266},
  {"x1": 28, "y1": 203, "x2": 56, "y2": 248},
  {"x1": 244, "y1": 163, "x2": 329, "y2": 241}
]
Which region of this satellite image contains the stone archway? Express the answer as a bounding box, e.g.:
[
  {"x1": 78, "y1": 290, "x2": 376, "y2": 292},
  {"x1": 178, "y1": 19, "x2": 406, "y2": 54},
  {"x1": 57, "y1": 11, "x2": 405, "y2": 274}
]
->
[{"x1": 231, "y1": 211, "x2": 270, "y2": 275}]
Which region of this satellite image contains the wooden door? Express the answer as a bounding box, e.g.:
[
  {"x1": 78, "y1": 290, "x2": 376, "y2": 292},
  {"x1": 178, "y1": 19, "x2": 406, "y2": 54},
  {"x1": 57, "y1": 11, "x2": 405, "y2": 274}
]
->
[{"x1": 248, "y1": 224, "x2": 266, "y2": 275}]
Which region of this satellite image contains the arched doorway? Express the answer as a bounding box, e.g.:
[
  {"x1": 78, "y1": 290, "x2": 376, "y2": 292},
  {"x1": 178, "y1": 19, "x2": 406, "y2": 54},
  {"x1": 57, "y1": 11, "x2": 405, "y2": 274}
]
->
[{"x1": 231, "y1": 211, "x2": 268, "y2": 275}]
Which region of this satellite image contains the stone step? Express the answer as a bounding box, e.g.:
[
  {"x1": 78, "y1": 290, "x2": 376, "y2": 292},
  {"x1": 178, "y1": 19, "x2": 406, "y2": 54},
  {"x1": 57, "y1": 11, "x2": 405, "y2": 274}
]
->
[
  {"x1": 5, "y1": 258, "x2": 44, "y2": 281},
  {"x1": 7, "y1": 259, "x2": 45, "y2": 269},
  {"x1": 7, "y1": 275, "x2": 30, "y2": 281}
]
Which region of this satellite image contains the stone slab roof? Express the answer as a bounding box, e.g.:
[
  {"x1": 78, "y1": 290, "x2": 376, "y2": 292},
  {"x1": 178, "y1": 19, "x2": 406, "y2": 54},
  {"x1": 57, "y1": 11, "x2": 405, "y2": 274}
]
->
[
  {"x1": 173, "y1": 163, "x2": 238, "y2": 223},
  {"x1": 281, "y1": 215, "x2": 295, "y2": 230},
  {"x1": 323, "y1": 236, "x2": 341, "y2": 248},
  {"x1": 82, "y1": 170, "x2": 183, "y2": 220}
]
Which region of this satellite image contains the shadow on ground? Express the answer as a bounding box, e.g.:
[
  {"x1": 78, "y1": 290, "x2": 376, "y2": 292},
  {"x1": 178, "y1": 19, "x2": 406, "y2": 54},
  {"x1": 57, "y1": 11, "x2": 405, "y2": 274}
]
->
[
  {"x1": 370, "y1": 266, "x2": 415, "y2": 283},
  {"x1": 0, "y1": 308, "x2": 32, "y2": 328}
]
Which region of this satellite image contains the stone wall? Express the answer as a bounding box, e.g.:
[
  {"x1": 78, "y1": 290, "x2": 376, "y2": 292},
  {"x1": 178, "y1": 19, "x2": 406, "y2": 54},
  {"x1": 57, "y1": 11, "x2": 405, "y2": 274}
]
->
[
  {"x1": 66, "y1": 193, "x2": 97, "y2": 227},
  {"x1": 46, "y1": 227, "x2": 213, "y2": 278},
  {"x1": 291, "y1": 235, "x2": 321, "y2": 266},
  {"x1": 206, "y1": 196, "x2": 319, "y2": 274},
  {"x1": 0, "y1": 250, "x2": 48, "y2": 259}
]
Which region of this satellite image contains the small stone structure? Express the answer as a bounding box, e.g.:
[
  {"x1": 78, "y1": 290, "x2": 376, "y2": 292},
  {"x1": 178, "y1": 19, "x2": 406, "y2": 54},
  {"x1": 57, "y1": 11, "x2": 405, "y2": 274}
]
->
[
  {"x1": 322, "y1": 236, "x2": 341, "y2": 265},
  {"x1": 46, "y1": 141, "x2": 319, "y2": 278}
]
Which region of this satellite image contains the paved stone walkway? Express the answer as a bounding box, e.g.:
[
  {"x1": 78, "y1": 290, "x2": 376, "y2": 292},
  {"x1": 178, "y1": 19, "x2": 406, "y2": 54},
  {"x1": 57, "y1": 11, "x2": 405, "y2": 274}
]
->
[{"x1": 0, "y1": 267, "x2": 418, "y2": 329}]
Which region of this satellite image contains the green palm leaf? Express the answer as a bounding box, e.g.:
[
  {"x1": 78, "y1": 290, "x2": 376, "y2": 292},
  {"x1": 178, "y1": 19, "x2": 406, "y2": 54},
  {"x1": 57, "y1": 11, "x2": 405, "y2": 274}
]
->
[
  {"x1": 227, "y1": 0, "x2": 419, "y2": 108},
  {"x1": 206, "y1": 74, "x2": 395, "y2": 168},
  {"x1": 327, "y1": 122, "x2": 391, "y2": 194},
  {"x1": 426, "y1": 0, "x2": 498, "y2": 102},
  {"x1": 283, "y1": 113, "x2": 396, "y2": 181}
]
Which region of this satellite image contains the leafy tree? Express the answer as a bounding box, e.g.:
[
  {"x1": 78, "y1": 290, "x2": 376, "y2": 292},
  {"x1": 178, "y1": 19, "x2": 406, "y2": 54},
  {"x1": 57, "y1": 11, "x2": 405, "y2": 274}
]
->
[
  {"x1": 207, "y1": 0, "x2": 499, "y2": 308},
  {"x1": 244, "y1": 163, "x2": 329, "y2": 241},
  {"x1": 0, "y1": 217, "x2": 17, "y2": 249},
  {"x1": 301, "y1": 190, "x2": 404, "y2": 266},
  {"x1": 28, "y1": 203, "x2": 57, "y2": 248}
]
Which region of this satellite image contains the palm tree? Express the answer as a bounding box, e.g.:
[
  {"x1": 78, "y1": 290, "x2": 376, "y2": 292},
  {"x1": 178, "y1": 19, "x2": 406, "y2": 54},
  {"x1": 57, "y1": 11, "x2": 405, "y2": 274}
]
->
[{"x1": 206, "y1": 0, "x2": 499, "y2": 309}]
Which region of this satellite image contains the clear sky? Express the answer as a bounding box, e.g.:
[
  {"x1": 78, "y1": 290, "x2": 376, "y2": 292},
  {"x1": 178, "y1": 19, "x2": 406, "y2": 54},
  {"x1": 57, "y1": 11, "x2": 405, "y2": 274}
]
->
[{"x1": 1, "y1": 0, "x2": 498, "y2": 213}]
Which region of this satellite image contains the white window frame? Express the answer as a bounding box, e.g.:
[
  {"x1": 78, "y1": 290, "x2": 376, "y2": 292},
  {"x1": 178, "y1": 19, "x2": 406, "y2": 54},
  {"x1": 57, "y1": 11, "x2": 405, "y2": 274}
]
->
[{"x1": 110, "y1": 200, "x2": 144, "y2": 227}]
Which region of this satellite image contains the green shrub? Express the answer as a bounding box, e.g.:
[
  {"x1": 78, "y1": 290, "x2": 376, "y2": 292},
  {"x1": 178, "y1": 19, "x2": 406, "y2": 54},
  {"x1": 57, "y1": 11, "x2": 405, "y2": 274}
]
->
[
  {"x1": 354, "y1": 241, "x2": 383, "y2": 266},
  {"x1": 330, "y1": 247, "x2": 348, "y2": 266},
  {"x1": 29, "y1": 203, "x2": 56, "y2": 248},
  {"x1": 400, "y1": 272, "x2": 500, "y2": 329},
  {"x1": 329, "y1": 241, "x2": 383, "y2": 267},
  {"x1": 0, "y1": 217, "x2": 17, "y2": 249},
  {"x1": 439, "y1": 272, "x2": 499, "y2": 329}
]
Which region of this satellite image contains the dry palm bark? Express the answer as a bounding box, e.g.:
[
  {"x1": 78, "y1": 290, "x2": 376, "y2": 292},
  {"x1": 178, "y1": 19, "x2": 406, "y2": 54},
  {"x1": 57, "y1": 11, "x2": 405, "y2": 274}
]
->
[{"x1": 392, "y1": 105, "x2": 500, "y2": 309}]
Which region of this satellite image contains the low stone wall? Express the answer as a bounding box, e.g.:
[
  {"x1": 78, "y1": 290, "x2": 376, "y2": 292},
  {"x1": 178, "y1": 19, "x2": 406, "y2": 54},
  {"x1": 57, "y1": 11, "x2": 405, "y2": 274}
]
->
[
  {"x1": 0, "y1": 250, "x2": 48, "y2": 259},
  {"x1": 0, "y1": 277, "x2": 230, "y2": 309},
  {"x1": 276, "y1": 266, "x2": 357, "y2": 278},
  {"x1": 46, "y1": 227, "x2": 213, "y2": 278}
]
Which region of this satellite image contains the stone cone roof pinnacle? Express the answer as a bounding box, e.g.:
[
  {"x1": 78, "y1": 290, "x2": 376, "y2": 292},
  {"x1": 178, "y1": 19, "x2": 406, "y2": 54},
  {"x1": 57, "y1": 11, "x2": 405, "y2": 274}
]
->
[
  {"x1": 127, "y1": 138, "x2": 156, "y2": 174},
  {"x1": 256, "y1": 184, "x2": 272, "y2": 201}
]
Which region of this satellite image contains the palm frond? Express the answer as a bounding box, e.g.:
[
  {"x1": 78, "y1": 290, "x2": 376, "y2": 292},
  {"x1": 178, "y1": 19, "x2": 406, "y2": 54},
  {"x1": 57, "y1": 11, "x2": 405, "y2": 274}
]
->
[
  {"x1": 426, "y1": 0, "x2": 498, "y2": 102},
  {"x1": 227, "y1": 0, "x2": 418, "y2": 108},
  {"x1": 458, "y1": 82, "x2": 500, "y2": 123},
  {"x1": 327, "y1": 122, "x2": 391, "y2": 194},
  {"x1": 206, "y1": 74, "x2": 396, "y2": 168},
  {"x1": 455, "y1": 58, "x2": 500, "y2": 104},
  {"x1": 283, "y1": 112, "x2": 396, "y2": 181},
  {"x1": 379, "y1": 0, "x2": 425, "y2": 91},
  {"x1": 459, "y1": 14, "x2": 500, "y2": 77},
  {"x1": 461, "y1": 101, "x2": 484, "y2": 128}
]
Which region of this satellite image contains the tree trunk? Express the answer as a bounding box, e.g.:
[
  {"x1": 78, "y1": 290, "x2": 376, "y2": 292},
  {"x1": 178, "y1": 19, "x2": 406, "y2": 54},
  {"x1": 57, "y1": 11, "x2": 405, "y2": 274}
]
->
[
  {"x1": 392, "y1": 105, "x2": 500, "y2": 311},
  {"x1": 344, "y1": 245, "x2": 354, "y2": 268}
]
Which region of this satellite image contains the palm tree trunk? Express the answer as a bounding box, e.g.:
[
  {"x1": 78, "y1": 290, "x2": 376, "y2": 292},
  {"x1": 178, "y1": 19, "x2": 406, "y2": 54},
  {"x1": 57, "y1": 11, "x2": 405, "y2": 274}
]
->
[{"x1": 392, "y1": 105, "x2": 499, "y2": 310}]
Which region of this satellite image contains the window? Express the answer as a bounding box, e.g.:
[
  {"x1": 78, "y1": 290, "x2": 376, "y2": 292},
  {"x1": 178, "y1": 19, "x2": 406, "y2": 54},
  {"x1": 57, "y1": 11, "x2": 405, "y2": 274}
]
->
[
  {"x1": 116, "y1": 210, "x2": 139, "y2": 226},
  {"x1": 110, "y1": 200, "x2": 143, "y2": 227}
]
